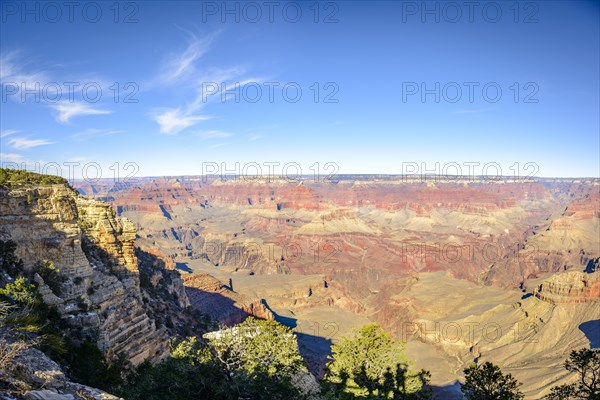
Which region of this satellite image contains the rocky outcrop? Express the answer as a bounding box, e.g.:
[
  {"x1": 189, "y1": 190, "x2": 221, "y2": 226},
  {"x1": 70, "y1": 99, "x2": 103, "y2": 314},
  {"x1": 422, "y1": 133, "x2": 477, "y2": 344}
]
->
[
  {"x1": 75, "y1": 177, "x2": 600, "y2": 286},
  {"x1": 183, "y1": 273, "x2": 274, "y2": 325},
  {"x1": 134, "y1": 247, "x2": 212, "y2": 338},
  {"x1": 534, "y1": 270, "x2": 600, "y2": 304},
  {"x1": 0, "y1": 334, "x2": 121, "y2": 399},
  {"x1": 0, "y1": 184, "x2": 170, "y2": 366},
  {"x1": 73, "y1": 176, "x2": 599, "y2": 347}
]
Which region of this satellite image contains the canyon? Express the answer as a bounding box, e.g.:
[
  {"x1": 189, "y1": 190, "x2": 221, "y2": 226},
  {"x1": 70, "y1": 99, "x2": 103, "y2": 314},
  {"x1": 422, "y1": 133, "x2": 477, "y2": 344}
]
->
[
  {"x1": 72, "y1": 175, "x2": 599, "y2": 398},
  {"x1": 0, "y1": 184, "x2": 171, "y2": 367}
]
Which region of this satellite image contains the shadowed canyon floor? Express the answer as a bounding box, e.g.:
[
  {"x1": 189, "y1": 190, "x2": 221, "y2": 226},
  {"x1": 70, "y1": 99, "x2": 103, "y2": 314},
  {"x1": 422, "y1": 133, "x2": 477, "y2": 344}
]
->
[{"x1": 75, "y1": 176, "x2": 600, "y2": 398}]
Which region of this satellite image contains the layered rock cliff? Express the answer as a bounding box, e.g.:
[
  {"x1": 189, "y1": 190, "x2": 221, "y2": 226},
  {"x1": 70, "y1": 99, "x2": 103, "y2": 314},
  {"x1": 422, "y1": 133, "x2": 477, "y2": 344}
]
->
[
  {"x1": 75, "y1": 177, "x2": 600, "y2": 287},
  {"x1": 0, "y1": 333, "x2": 122, "y2": 400},
  {"x1": 74, "y1": 176, "x2": 598, "y2": 324},
  {"x1": 533, "y1": 268, "x2": 600, "y2": 304},
  {"x1": 183, "y1": 272, "x2": 274, "y2": 325},
  {"x1": 0, "y1": 183, "x2": 177, "y2": 366}
]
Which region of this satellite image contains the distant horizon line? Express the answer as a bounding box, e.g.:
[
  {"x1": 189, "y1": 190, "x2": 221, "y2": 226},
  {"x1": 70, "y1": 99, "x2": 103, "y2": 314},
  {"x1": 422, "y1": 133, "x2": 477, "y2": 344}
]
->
[
  {"x1": 2, "y1": 167, "x2": 598, "y2": 182},
  {"x1": 70, "y1": 173, "x2": 600, "y2": 181}
]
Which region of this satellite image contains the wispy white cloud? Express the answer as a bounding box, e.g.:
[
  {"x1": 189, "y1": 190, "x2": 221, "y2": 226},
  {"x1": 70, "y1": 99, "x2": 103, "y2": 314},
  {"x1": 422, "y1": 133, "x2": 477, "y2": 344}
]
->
[
  {"x1": 0, "y1": 130, "x2": 18, "y2": 138},
  {"x1": 152, "y1": 32, "x2": 268, "y2": 135},
  {"x1": 0, "y1": 153, "x2": 25, "y2": 163},
  {"x1": 197, "y1": 130, "x2": 233, "y2": 139},
  {"x1": 248, "y1": 133, "x2": 264, "y2": 141},
  {"x1": 8, "y1": 137, "x2": 54, "y2": 149},
  {"x1": 159, "y1": 32, "x2": 218, "y2": 84},
  {"x1": 192, "y1": 74, "x2": 267, "y2": 107},
  {"x1": 52, "y1": 101, "x2": 112, "y2": 124},
  {"x1": 153, "y1": 69, "x2": 265, "y2": 135},
  {"x1": 1, "y1": 51, "x2": 121, "y2": 123},
  {"x1": 71, "y1": 128, "x2": 124, "y2": 141},
  {"x1": 209, "y1": 142, "x2": 229, "y2": 149},
  {"x1": 153, "y1": 108, "x2": 211, "y2": 135},
  {"x1": 0, "y1": 51, "x2": 46, "y2": 92}
]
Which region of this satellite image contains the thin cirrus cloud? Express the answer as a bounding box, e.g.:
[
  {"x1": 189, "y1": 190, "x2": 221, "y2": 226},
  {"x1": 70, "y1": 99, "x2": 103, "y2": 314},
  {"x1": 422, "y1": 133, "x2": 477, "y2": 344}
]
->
[
  {"x1": 153, "y1": 108, "x2": 212, "y2": 135},
  {"x1": 152, "y1": 35, "x2": 219, "y2": 135},
  {"x1": 1, "y1": 52, "x2": 106, "y2": 105},
  {"x1": 71, "y1": 128, "x2": 125, "y2": 141},
  {"x1": 1, "y1": 51, "x2": 116, "y2": 126},
  {"x1": 52, "y1": 101, "x2": 112, "y2": 124},
  {"x1": 153, "y1": 32, "x2": 267, "y2": 136},
  {"x1": 197, "y1": 130, "x2": 233, "y2": 139},
  {"x1": 0, "y1": 130, "x2": 18, "y2": 138},
  {"x1": 208, "y1": 142, "x2": 229, "y2": 149},
  {"x1": 158, "y1": 31, "x2": 217, "y2": 84},
  {"x1": 8, "y1": 137, "x2": 54, "y2": 149},
  {"x1": 153, "y1": 71, "x2": 264, "y2": 135},
  {"x1": 0, "y1": 51, "x2": 47, "y2": 94},
  {"x1": 0, "y1": 153, "x2": 25, "y2": 163}
]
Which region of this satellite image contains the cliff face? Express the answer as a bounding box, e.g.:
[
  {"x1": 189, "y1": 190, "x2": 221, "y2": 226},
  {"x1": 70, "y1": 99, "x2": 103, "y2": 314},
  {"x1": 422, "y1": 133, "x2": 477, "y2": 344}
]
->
[
  {"x1": 70, "y1": 177, "x2": 600, "y2": 354},
  {"x1": 69, "y1": 175, "x2": 599, "y2": 398},
  {"x1": 534, "y1": 269, "x2": 600, "y2": 304},
  {"x1": 1, "y1": 335, "x2": 122, "y2": 400},
  {"x1": 0, "y1": 184, "x2": 175, "y2": 366},
  {"x1": 76, "y1": 177, "x2": 600, "y2": 284},
  {"x1": 183, "y1": 272, "x2": 274, "y2": 325}
]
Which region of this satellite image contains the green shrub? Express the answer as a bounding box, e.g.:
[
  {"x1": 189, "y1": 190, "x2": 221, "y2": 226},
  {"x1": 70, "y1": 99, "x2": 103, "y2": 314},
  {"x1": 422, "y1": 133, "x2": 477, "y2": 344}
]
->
[
  {"x1": 0, "y1": 240, "x2": 24, "y2": 279},
  {"x1": 124, "y1": 319, "x2": 307, "y2": 400},
  {"x1": 0, "y1": 168, "x2": 69, "y2": 188},
  {"x1": 0, "y1": 278, "x2": 41, "y2": 307},
  {"x1": 545, "y1": 348, "x2": 600, "y2": 399},
  {"x1": 121, "y1": 337, "x2": 224, "y2": 400},
  {"x1": 461, "y1": 362, "x2": 523, "y2": 400},
  {"x1": 62, "y1": 341, "x2": 126, "y2": 393},
  {"x1": 37, "y1": 260, "x2": 65, "y2": 296},
  {"x1": 322, "y1": 323, "x2": 432, "y2": 399}
]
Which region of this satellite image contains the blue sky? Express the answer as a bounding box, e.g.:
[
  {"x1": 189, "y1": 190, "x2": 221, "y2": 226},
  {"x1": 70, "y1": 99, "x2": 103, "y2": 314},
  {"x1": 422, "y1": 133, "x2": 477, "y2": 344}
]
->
[{"x1": 1, "y1": 0, "x2": 599, "y2": 179}]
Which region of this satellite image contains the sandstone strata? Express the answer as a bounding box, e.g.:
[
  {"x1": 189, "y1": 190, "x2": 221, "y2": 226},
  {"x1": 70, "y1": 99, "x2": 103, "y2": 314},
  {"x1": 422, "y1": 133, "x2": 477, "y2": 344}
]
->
[
  {"x1": 534, "y1": 269, "x2": 600, "y2": 304},
  {"x1": 0, "y1": 330, "x2": 122, "y2": 400},
  {"x1": 183, "y1": 273, "x2": 274, "y2": 325},
  {"x1": 0, "y1": 184, "x2": 173, "y2": 366}
]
